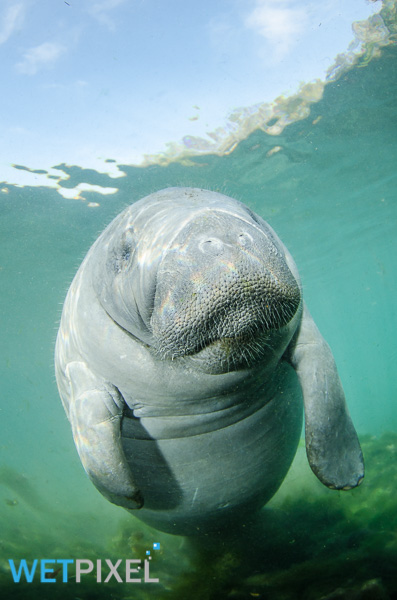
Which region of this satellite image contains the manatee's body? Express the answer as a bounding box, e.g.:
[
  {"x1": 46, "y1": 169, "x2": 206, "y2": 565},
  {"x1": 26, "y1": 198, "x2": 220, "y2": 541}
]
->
[{"x1": 55, "y1": 188, "x2": 364, "y2": 535}]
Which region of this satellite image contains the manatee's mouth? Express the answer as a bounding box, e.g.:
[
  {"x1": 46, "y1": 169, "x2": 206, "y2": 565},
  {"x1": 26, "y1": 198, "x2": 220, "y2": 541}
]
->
[
  {"x1": 150, "y1": 266, "x2": 301, "y2": 369},
  {"x1": 184, "y1": 329, "x2": 282, "y2": 373}
]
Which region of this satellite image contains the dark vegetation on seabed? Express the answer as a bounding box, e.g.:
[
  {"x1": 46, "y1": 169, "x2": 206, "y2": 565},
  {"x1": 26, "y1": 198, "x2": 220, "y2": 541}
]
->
[{"x1": 0, "y1": 433, "x2": 396, "y2": 600}]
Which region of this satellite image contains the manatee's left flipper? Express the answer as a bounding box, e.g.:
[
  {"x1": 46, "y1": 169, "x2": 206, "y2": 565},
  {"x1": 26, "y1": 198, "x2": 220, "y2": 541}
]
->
[
  {"x1": 65, "y1": 361, "x2": 143, "y2": 509},
  {"x1": 288, "y1": 303, "x2": 364, "y2": 490}
]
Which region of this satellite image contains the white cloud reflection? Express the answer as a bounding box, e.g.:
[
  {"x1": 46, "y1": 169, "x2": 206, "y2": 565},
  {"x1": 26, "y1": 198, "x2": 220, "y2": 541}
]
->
[
  {"x1": 245, "y1": 0, "x2": 308, "y2": 62},
  {"x1": 87, "y1": 0, "x2": 128, "y2": 30},
  {"x1": 0, "y1": 2, "x2": 26, "y2": 45},
  {"x1": 16, "y1": 41, "x2": 66, "y2": 75}
]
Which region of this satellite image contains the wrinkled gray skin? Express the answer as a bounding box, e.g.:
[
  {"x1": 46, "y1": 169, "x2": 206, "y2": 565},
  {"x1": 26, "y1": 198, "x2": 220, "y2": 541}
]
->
[{"x1": 55, "y1": 187, "x2": 364, "y2": 535}]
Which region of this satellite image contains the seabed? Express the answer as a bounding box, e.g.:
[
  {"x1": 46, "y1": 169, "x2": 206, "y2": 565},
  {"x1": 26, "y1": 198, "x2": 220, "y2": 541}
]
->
[{"x1": 1, "y1": 433, "x2": 396, "y2": 599}]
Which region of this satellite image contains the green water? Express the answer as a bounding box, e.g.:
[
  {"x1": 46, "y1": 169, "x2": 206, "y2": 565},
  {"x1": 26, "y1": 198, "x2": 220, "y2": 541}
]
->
[{"x1": 1, "y1": 29, "x2": 397, "y2": 600}]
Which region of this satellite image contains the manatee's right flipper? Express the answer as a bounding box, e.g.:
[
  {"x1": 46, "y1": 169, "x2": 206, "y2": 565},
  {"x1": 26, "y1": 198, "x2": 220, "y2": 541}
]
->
[
  {"x1": 288, "y1": 303, "x2": 364, "y2": 490},
  {"x1": 64, "y1": 361, "x2": 143, "y2": 509}
]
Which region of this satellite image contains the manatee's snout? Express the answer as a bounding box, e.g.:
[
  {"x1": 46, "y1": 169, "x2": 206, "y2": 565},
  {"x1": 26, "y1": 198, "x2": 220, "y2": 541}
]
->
[{"x1": 151, "y1": 211, "x2": 301, "y2": 365}]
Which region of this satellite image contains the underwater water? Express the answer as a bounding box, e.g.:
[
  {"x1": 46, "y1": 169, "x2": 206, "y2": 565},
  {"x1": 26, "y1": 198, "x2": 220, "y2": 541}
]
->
[{"x1": 1, "y1": 7, "x2": 397, "y2": 600}]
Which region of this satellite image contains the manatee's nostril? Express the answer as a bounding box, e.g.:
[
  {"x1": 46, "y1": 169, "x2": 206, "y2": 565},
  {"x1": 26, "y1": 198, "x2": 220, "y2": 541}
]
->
[
  {"x1": 237, "y1": 232, "x2": 253, "y2": 247},
  {"x1": 199, "y1": 238, "x2": 224, "y2": 256}
]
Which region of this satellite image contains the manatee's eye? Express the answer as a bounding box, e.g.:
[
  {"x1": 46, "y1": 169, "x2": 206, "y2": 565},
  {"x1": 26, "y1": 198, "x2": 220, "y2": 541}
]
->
[
  {"x1": 237, "y1": 232, "x2": 253, "y2": 247},
  {"x1": 110, "y1": 226, "x2": 135, "y2": 274},
  {"x1": 199, "y1": 238, "x2": 224, "y2": 256},
  {"x1": 120, "y1": 242, "x2": 131, "y2": 262}
]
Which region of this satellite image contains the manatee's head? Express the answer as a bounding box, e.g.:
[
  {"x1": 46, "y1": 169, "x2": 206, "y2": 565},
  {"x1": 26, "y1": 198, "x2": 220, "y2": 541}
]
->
[{"x1": 93, "y1": 188, "x2": 302, "y2": 373}]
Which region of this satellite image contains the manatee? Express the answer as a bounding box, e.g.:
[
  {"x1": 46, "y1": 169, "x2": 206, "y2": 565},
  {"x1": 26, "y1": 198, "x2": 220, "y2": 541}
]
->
[{"x1": 55, "y1": 187, "x2": 364, "y2": 535}]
